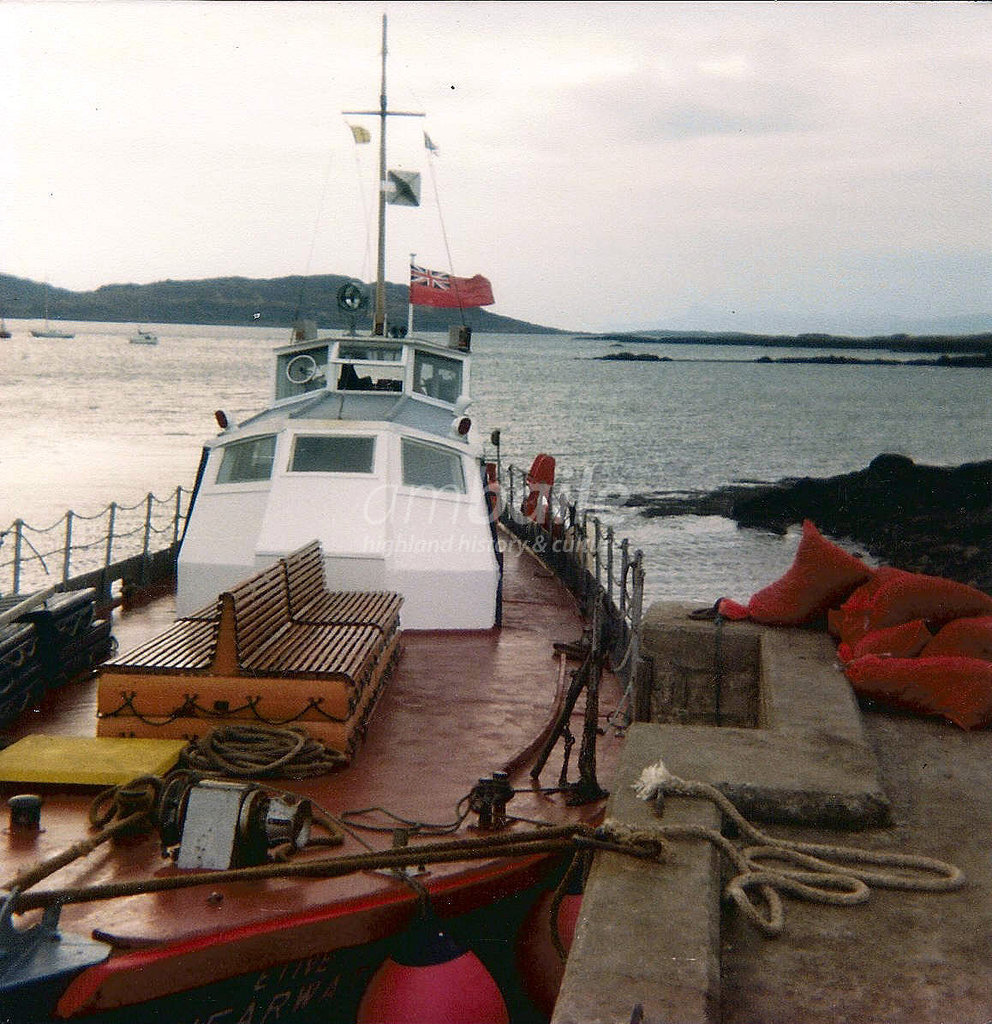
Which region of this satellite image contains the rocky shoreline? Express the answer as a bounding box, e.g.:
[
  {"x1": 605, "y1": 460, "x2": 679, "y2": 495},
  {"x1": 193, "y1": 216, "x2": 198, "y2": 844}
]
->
[
  {"x1": 624, "y1": 454, "x2": 992, "y2": 593},
  {"x1": 596, "y1": 351, "x2": 992, "y2": 367}
]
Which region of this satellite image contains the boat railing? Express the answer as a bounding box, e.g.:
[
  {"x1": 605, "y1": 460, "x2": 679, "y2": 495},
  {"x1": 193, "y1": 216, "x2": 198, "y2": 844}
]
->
[
  {"x1": 0, "y1": 487, "x2": 191, "y2": 602},
  {"x1": 499, "y1": 462, "x2": 646, "y2": 717}
]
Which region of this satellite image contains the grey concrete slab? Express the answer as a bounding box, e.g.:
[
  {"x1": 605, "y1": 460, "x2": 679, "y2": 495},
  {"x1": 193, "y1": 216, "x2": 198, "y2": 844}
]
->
[
  {"x1": 552, "y1": 775, "x2": 722, "y2": 1024},
  {"x1": 637, "y1": 604, "x2": 890, "y2": 828}
]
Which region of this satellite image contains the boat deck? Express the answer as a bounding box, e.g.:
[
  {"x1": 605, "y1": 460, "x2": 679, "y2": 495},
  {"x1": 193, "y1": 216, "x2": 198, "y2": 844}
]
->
[{"x1": 0, "y1": 535, "x2": 623, "y2": 961}]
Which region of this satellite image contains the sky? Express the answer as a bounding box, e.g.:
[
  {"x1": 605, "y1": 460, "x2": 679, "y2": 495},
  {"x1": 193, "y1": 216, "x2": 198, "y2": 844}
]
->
[{"x1": 2, "y1": 0, "x2": 991, "y2": 334}]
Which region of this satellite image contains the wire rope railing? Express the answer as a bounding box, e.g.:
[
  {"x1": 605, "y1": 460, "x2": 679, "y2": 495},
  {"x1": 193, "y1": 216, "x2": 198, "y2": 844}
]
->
[
  {"x1": 498, "y1": 462, "x2": 646, "y2": 720},
  {"x1": 0, "y1": 487, "x2": 191, "y2": 599}
]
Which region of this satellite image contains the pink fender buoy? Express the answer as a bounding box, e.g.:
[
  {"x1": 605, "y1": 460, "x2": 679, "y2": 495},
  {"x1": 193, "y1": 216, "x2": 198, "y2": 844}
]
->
[
  {"x1": 515, "y1": 887, "x2": 582, "y2": 1018},
  {"x1": 357, "y1": 914, "x2": 509, "y2": 1024}
]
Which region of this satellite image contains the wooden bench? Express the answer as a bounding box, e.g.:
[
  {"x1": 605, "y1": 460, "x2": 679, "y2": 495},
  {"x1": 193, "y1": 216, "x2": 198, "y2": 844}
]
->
[
  {"x1": 97, "y1": 543, "x2": 402, "y2": 757},
  {"x1": 284, "y1": 541, "x2": 402, "y2": 635}
]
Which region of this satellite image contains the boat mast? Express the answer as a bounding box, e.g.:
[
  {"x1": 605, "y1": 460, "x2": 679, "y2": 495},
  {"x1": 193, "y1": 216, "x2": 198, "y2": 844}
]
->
[
  {"x1": 408, "y1": 251, "x2": 416, "y2": 336},
  {"x1": 343, "y1": 15, "x2": 423, "y2": 338},
  {"x1": 374, "y1": 14, "x2": 388, "y2": 337}
]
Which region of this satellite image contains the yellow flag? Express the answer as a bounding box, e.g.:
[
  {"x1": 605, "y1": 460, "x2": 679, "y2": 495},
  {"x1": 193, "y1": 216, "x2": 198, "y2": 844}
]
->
[{"x1": 349, "y1": 124, "x2": 371, "y2": 144}]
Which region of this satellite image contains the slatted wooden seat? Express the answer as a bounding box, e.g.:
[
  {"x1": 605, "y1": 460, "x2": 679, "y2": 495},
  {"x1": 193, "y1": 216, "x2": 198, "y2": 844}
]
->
[
  {"x1": 97, "y1": 542, "x2": 403, "y2": 758},
  {"x1": 284, "y1": 541, "x2": 402, "y2": 635},
  {"x1": 102, "y1": 619, "x2": 219, "y2": 674}
]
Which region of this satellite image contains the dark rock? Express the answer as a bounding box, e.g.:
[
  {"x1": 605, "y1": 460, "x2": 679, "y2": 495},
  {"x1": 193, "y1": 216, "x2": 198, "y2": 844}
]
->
[{"x1": 626, "y1": 455, "x2": 992, "y2": 593}]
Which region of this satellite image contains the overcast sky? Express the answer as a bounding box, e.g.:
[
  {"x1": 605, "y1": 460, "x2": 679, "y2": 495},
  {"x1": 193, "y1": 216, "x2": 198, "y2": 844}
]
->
[{"x1": 3, "y1": 1, "x2": 990, "y2": 333}]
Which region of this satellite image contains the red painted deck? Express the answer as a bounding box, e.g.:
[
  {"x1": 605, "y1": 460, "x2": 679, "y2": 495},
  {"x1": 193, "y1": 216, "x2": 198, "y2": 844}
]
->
[{"x1": 0, "y1": 534, "x2": 625, "y2": 1012}]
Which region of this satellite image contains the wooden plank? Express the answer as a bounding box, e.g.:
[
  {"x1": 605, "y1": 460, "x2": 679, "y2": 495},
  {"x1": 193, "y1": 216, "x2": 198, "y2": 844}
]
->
[
  {"x1": 293, "y1": 591, "x2": 402, "y2": 633},
  {"x1": 103, "y1": 619, "x2": 218, "y2": 673},
  {"x1": 242, "y1": 624, "x2": 381, "y2": 681},
  {"x1": 283, "y1": 540, "x2": 325, "y2": 617}
]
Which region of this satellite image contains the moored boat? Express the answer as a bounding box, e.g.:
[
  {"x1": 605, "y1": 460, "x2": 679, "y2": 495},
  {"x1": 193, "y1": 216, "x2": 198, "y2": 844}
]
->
[
  {"x1": 0, "y1": 17, "x2": 645, "y2": 1023},
  {"x1": 30, "y1": 326, "x2": 75, "y2": 339}
]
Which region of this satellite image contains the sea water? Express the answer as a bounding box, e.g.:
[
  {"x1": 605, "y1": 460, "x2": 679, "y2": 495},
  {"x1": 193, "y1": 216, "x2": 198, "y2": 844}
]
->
[{"x1": 1, "y1": 321, "x2": 989, "y2": 605}]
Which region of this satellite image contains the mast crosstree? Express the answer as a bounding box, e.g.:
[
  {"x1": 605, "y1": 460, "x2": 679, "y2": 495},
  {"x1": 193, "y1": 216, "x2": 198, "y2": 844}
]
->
[{"x1": 342, "y1": 14, "x2": 424, "y2": 336}]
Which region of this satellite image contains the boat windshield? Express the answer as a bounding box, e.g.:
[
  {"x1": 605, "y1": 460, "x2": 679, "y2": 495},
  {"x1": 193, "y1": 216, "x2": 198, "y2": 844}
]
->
[
  {"x1": 412, "y1": 351, "x2": 463, "y2": 404},
  {"x1": 401, "y1": 437, "x2": 466, "y2": 493},
  {"x1": 289, "y1": 435, "x2": 377, "y2": 474},
  {"x1": 216, "y1": 434, "x2": 277, "y2": 484}
]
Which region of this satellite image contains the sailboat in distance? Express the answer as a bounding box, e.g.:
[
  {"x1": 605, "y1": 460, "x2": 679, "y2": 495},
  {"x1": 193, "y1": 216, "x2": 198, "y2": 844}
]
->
[{"x1": 31, "y1": 284, "x2": 75, "y2": 338}]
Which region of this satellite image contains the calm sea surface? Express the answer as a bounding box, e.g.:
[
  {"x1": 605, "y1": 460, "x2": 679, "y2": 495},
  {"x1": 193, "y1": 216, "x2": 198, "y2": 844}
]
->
[{"x1": 2, "y1": 320, "x2": 990, "y2": 605}]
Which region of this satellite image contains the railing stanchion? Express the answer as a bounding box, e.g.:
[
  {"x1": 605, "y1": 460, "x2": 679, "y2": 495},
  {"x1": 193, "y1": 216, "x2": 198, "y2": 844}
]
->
[
  {"x1": 63, "y1": 510, "x2": 74, "y2": 585},
  {"x1": 606, "y1": 525, "x2": 615, "y2": 606},
  {"x1": 104, "y1": 502, "x2": 117, "y2": 571},
  {"x1": 12, "y1": 519, "x2": 23, "y2": 596},
  {"x1": 593, "y1": 517, "x2": 602, "y2": 590},
  {"x1": 173, "y1": 487, "x2": 184, "y2": 546},
  {"x1": 619, "y1": 538, "x2": 630, "y2": 617},
  {"x1": 142, "y1": 494, "x2": 154, "y2": 562}
]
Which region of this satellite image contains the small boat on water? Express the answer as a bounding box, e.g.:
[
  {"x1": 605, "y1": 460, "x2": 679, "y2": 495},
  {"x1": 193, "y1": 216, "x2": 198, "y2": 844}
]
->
[
  {"x1": 128, "y1": 328, "x2": 158, "y2": 345},
  {"x1": 31, "y1": 284, "x2": 76, "y2": 339},
  {"x1": 30, "y1": 325, "x2": 75, "y2": 340},
  {"x1": 0, "y1": 17, "x2": 640, "y2": 1022}
]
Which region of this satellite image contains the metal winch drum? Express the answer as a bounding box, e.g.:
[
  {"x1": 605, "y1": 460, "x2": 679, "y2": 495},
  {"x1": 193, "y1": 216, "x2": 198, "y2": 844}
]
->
[{"x1": 159, "y1": 776, "x2": 313, "y2": 871}]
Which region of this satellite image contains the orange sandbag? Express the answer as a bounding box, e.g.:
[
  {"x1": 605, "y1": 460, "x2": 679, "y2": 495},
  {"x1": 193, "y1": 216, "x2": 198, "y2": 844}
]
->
[
  {"x1": 836, "y1": 618, "x2": 932, "y2": 664},
  {"x1": 844, "y1": 654, "x2": 992, "y2": 730},
  {"x1": 921, "y1": 616, "x2": 992, "y2": 663},
  {"x1": 747, "y1": 520, "x2": 872, "y2": 626},
  {"x1": 827, "y1": 567, "x2": 905, "y2": 642},
  {"x1": 717, "y1": 598, "x2": 750, "y2": 621},
  {"x1": 866, "y1": 572, "x2": 992, "y2": 632}
]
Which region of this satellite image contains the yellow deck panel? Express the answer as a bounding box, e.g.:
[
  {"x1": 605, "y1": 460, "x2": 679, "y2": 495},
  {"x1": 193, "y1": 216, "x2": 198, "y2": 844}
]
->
[{"x1": 0, "y1": 734, "x2": 187, "y2": 786}]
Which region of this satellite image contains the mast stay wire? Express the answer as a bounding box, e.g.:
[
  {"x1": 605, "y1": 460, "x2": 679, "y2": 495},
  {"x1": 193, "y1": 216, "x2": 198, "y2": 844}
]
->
[{"x1": 421, "y1": 131, "x2": 468, "y2": 326}]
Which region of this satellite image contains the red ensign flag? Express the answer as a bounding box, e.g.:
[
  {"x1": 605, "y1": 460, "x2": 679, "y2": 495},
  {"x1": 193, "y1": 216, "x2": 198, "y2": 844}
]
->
[{"x1": 409, "y1": 265, "x2": 494, "y2": 308}]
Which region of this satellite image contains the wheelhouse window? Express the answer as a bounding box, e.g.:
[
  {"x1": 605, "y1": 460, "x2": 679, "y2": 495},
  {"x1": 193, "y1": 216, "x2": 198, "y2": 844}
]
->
[
  {"x1": 290, "y1": 435, "x2": 376, "y2": 474},
  {"x1": 336, "y1": 342, "x2": 405, "y2": 392},
  {"x1": 216, "y1": 434, "x2": 277, "y2": 484},
  {"x1": 413, "y1": 351, "x2": 463, "y2": 404},
  {"x1": 338, "y1": 343, "x2": 402, "y2": 362},
  {"x1": 275, "y1": 345, "x2": 329, "y2": 400},
  {"x1": 401, "y1": 438, "x2": 466, "y2": 493}
]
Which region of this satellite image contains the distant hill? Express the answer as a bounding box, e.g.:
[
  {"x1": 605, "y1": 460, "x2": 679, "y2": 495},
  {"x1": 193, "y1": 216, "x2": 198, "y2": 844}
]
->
[{"x1": 0, "y1": 272, "x2": 561, "y2": 335}]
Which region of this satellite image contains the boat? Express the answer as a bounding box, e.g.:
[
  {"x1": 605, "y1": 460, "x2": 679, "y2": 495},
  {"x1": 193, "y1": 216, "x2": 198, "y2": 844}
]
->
[
  {"x1": 30, "y1": 325, "x2": 75, "y2": 339},
  {"x1": 0, "y1": 17, "x2": 641, "y2": 1022},
  {"x1": 30, "y1": 291, "x2": 74, "y2": 339},
  {"x1": 128, "y1": 328, "x2": 158, "y2": 345}
]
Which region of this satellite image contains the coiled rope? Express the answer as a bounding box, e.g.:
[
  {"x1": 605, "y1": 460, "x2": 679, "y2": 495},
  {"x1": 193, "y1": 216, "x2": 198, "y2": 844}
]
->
[
  {"x1": 180, "y1": 723, "x2": 347, "y2": 778},
  {"x1": 631, "y1": 760, "x2": 965, "y2": 937}
]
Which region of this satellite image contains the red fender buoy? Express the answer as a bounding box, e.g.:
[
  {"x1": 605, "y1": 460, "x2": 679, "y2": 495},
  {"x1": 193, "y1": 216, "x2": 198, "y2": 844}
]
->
[
  {"x1": 357, "y1": 914, "x2": 509, "y2": 1024},
  {"x1": 521, "y1": 454, "x2": 555, "y2": 529},
  {"x1": 514, "y1": 886, "x2": 582, "y2": 1018}
]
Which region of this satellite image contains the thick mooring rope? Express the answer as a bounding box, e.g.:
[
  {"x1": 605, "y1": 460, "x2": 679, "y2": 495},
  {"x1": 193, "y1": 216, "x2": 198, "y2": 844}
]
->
[
  {"x1": 180, "y1": 723, "x2": 347, "y2": 778},
  {"x1": 631, "y1": 760, "x2": 965, "y2": 937}
]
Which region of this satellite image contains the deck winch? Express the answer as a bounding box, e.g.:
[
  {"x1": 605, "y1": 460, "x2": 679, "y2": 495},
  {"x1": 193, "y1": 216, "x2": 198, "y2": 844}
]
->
[{"x1": 159, "y1": 776, "x2": 312, "y2": 870}]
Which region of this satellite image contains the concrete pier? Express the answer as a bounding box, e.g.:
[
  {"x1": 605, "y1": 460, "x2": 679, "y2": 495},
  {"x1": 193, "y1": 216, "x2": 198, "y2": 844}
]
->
[{"x1": 553, "y1": 603, "x2": 991, "y2": 1023}]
